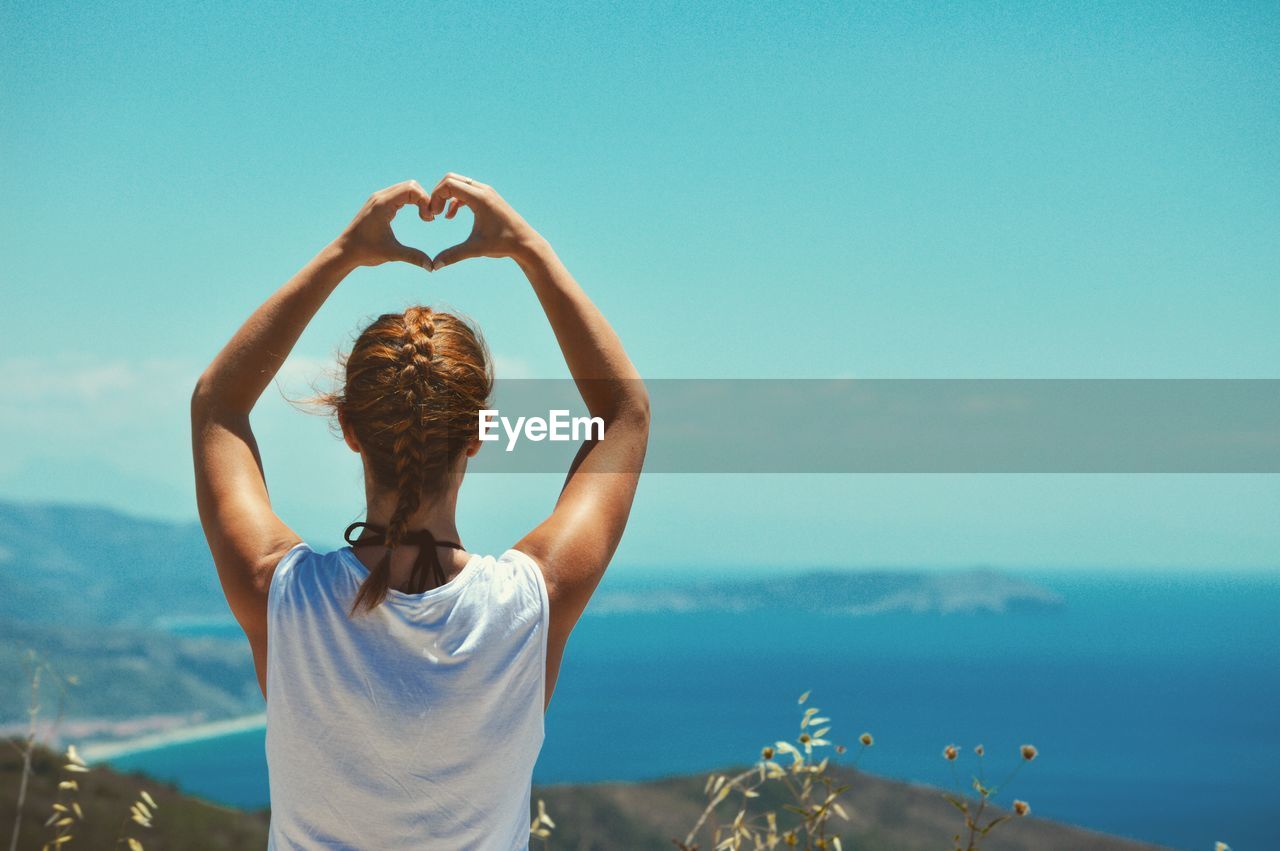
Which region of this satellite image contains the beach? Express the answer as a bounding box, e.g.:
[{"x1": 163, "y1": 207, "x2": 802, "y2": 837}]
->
[{"x1": 79, "y1": 712, "x2": 266, "y2": 764}]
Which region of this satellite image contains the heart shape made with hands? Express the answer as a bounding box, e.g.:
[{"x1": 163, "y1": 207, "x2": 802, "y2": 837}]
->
[{"x1": 390, "y1": 200, "x2": 474, "y2": 270}]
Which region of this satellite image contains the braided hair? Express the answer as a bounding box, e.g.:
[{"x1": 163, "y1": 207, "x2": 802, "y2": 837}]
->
[{"x1": 322, "y1": 305, "x2": 492, "y2": 615}]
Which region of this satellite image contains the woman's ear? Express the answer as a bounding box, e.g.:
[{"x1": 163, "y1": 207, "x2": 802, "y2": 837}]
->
[
  {"x1": 465, "y1": 436, "x2": 482, "y2": 458},
  {"x1": 337, "y1": 410, "x2": 361, "y2": 453}
]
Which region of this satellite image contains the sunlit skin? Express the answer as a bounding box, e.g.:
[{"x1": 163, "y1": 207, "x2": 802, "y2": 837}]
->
[{"x1": 191, "y1": 174, "x2": 650, "y2": 708}]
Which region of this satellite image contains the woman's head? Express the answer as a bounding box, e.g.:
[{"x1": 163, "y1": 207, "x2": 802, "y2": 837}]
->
[{"x1": 322, "y1": 305, "x2": 492, "y2": 612}]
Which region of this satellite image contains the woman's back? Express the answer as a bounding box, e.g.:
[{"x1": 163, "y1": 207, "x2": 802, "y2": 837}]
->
[
  {"x1": 192, "y1": 176, "x2": 648, "y2": 848},
  {"x1": 264, "y1": 542, "x2": 550, "y2": 850}
]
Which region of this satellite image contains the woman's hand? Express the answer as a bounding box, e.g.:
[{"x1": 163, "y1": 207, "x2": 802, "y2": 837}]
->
[
  {"x1": 332, "y1": 180, "x2": 434, "y2": 270},
  {"x1": 426, "y1": 173, "x2": 545, "y2": 270}
]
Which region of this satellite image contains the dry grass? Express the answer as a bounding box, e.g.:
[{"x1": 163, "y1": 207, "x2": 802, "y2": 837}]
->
[{"x1": 7, "y1": 651, "x2": 162, "y2": 851}]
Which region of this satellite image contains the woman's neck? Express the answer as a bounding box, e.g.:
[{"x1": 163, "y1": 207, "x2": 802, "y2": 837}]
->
[
  {"x1": 354, "y1": 486, "x2": 471, "y2": 588},
  {"x1": 362, "y1": 488, "x2": 463, "y2": 543}
]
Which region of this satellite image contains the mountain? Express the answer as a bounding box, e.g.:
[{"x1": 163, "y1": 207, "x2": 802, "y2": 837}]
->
[
  {"x1": 0, "y1": 619, "x2": 261, "y2": 724},
  {"x1": 0, "y1": 501, "x2": 266, "y2": 724},
  {"x1": 1, "y1": 744, "x2": 1168, "y2": 851},
  {"x1": 0, "y1": 500, "x2": 229, "y2": 628}
]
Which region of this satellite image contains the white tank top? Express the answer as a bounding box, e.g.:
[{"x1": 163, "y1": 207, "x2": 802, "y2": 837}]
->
[{"x1": 264, "y1": 541, "x2": 549, "y2": 850}]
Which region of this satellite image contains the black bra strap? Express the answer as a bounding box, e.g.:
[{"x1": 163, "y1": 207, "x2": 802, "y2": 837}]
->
[
  {"x1": 343, "y1": 521, "x2": 465, "y2": 595},
  {"x1": 343, "y1": 522, "x2": 464, "y2": 551}
]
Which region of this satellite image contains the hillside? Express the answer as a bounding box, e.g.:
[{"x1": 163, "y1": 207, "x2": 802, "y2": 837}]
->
[
  {"x1": 1, "y1": 743, "x2": 1167, "y2": 851},
  {"x1": 0, "y1": 501, "x2": 231, "y2": 628},
  {"x1": 0, "y1": 620, "x2": 261, "y2": 724},
  {"x1": 535, "y1": 765, "x2": 1168, "y2": 850},
  {"x1": 0, "y1": 743, "x2": 269, "y2": 850},
  {"x1": 0, "y1": 501, "x2": 270, "y2": 724}
]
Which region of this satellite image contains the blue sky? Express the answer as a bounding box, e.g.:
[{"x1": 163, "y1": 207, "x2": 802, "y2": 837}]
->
[{"x1": 1, "y1": 0, "x2": 1276, "y2": 569}]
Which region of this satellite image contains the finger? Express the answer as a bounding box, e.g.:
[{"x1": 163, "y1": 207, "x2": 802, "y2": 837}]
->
[
  {"x1": 445, "y1": 199, "x2": 464, "y2": 219},
  {"x1": 380, "y1": 180, "x2": 432, "y2": 219},
  {"x1": 428, "y1": 180, "x2": 470, "y2": 217},
  {"x1": 387, "y1": 238, "x2": 432, "y2": 271},
  {"x1": 429, "y1": 175, "x2": 483, "y2": 213},
  {"x1": 445, "y1": 172, "x2": 487, "y2": 189},
  {"x1": 430, "y1": 238, "x2": 482, "y2": 271}
]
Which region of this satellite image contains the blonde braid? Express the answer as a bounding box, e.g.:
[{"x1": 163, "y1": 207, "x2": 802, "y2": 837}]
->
[
  {"x1": 388, "y1": 306, "x2": 436, "y2": 536},
  {"x1": 349, "y1": 307, "x2": 438, "y2": 613},
  {"x1": 326, "y1": 304, "x2": 492, "y2": 617}
]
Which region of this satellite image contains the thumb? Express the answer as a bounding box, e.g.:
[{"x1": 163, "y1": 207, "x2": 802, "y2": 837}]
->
[
  {"x1": 387, "y1": 239, "x2": 432, "y2": 271},
  {"x1": 431, "y1": 239, "x2": 482, "y2": 271}
]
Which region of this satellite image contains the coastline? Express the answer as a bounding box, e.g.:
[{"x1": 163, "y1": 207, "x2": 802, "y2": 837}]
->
[{"x1": 80, "y1": 712, "x2": 267, "y2": 764}]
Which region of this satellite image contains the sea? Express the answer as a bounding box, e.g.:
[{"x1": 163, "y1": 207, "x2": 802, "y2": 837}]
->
[{"x1": 107, "y1": 569, "x2": 1279, "y2": 850}]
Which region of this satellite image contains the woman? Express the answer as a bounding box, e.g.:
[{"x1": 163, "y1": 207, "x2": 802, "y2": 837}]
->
[{"x1": 190, "y1": 174, "x2": 650, "y2": 849}]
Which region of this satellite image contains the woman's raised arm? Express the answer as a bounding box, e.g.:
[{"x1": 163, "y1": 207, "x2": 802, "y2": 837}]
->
[
  {"x1": 190, "y1": 180, "x2": 433, "y2": 694},
  {"x1": 429, "y1": 174, "x2": 650, "y2": 672}
]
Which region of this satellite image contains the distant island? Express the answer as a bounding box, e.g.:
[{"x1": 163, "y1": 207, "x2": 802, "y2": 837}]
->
[{"x1": 591, "y1": 568, "x2": 1064, "y2": 616}]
